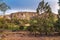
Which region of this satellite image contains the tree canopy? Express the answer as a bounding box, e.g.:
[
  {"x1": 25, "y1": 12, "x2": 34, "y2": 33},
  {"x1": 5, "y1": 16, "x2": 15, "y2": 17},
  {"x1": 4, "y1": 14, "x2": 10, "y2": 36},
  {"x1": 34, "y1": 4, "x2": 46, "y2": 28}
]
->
[
  {"x1": 0, "y1": 0, "x2": 10, "y2": 15},
  {"x1": 37, "y1": 0, "x2": 52, "y2": 14}
]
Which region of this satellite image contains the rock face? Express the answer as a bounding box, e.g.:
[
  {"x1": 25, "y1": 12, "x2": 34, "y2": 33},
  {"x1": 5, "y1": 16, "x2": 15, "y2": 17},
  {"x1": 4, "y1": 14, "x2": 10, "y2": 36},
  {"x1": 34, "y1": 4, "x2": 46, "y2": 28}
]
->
[
  {"x1": 10, "y1": 12, "x2": 38, "y2": 20},
  {"x1": 3, "y1": 12, "x2": 38, "y2": 20},
  {"x1": 0, "y1": 12, "x2": 58, "y2": 20}
]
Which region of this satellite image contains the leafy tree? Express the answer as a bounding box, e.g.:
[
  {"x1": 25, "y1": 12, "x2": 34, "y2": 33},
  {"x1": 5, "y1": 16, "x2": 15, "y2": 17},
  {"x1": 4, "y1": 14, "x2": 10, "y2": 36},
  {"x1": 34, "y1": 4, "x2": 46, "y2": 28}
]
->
[
  {"x1": 54, "y1": 18, "x2": 60, "y2": 32},
  {"x1": 0, "y1": 1, "x2": 10, "y2": 16},
  {"x1": 37, "y1": 0, "x2": 52, "y2": 14},
  {"x1": 28, "y1": 12, "x2": 55, "y2": 35},
  {"x1": 0, "y1": 1, "x2": 11, "y2": 30},
  {"x1": 6, "y1": 23, "x2": 20, "y2": 31},
  {"x1": 44, "y1": 14, "x2": 55, "y2": 35},
  {"x1": 36, "y1": 0, "x2": 55, "y2": 35},
  {"x1": 27, "y1": 19, "x2": 38, "y2": 36},
  {"x1": 12, "y1": 17, "x2": 20, "y2": 25},
  {"x1": 54, "y1": 0, "x2": 60, "y2": 33}
]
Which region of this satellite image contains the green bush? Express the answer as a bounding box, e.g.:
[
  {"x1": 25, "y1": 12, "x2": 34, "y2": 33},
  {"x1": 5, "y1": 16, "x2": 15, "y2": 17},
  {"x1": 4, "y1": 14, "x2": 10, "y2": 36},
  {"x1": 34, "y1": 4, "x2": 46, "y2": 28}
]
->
[
  {"x1": 24, "y1": 26, "x2": 28, "y2": 30},
  {"x1": 19, "y1": 26, "x2": 24, "y2": 30},
  {"x1": 6, "y1": 23, "x2": 20, "y2": 31}
]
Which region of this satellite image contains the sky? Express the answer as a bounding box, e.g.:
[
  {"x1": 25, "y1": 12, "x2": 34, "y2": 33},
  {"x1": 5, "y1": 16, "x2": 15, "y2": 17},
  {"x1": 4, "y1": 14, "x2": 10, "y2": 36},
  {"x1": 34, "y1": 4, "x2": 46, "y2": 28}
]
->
[{"x1": 0, "y1": 0, "x2": 59, "y2": 15}]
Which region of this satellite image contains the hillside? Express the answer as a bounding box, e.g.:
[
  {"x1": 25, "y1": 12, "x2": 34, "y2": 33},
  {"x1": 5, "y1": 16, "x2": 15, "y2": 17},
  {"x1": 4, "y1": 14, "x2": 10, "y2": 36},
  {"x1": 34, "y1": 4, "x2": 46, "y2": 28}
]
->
[
  {"x1": 0, "y1": 12, "x2": 58, "y2": 20},
  {"x1": 0, "y1": 12, "x2": 37, "y2": 20}
]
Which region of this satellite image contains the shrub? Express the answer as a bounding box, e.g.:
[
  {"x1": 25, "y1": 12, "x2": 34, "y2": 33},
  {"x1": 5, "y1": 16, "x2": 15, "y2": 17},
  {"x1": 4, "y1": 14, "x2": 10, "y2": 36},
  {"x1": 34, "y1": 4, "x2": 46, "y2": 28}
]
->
[{"x1": 6, "y1": 23, "x2": 20, "y2": 31}]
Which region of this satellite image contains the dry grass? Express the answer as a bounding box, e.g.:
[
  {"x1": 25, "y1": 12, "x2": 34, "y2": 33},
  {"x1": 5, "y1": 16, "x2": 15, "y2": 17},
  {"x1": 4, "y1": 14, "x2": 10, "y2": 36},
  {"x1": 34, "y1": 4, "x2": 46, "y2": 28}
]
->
[{"x1": 1, "y1": 31, "x2": 60, "y2": 40}]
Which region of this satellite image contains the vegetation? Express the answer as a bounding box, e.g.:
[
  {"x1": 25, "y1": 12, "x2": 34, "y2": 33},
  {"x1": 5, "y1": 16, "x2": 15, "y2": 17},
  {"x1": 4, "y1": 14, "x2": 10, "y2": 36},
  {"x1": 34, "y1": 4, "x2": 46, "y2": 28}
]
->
[
  {"x1": 37, "y1": 0, "x2": 52, "y2": 14},
  {"x1": 0, "y1": 0, "x2": 59, "y2": 37},
  {"x1": 54, "y1": 18, "x2": 60, "y2": 32},
  {"x1": 0, "y1": 0, "x2": 10, "y2": 15}
]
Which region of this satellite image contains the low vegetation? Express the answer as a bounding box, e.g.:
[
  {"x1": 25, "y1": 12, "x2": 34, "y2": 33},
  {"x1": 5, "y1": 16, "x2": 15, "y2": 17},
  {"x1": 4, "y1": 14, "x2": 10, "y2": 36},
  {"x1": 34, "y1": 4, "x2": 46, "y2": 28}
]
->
[{"x1": 0, "y1": 0, "x2": 60, "y2": 37}]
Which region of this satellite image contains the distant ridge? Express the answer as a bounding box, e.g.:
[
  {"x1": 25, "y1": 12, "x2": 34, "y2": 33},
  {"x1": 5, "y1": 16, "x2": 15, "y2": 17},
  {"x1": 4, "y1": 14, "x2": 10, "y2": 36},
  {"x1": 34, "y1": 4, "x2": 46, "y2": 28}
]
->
[
  {"x1": 0, "y1": 12, "x2": 58, "y2": 21},
  {"x1": 0, "y1": 12, "x2": 37, "y2": 20}
]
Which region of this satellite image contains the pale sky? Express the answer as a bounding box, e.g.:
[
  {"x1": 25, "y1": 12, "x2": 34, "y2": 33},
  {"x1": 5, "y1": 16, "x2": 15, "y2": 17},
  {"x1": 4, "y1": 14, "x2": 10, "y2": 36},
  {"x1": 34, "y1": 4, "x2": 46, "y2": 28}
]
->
[{"x1": 0, "y1": 0, "x2": 59, "y2": 15}]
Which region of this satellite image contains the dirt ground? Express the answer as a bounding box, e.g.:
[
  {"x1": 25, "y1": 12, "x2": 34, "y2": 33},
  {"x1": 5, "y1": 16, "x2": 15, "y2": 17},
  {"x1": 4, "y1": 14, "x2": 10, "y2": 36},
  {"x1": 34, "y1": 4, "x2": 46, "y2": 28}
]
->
[{"x1": 1, "y1": 31, "x2": 60, "y2": 40}]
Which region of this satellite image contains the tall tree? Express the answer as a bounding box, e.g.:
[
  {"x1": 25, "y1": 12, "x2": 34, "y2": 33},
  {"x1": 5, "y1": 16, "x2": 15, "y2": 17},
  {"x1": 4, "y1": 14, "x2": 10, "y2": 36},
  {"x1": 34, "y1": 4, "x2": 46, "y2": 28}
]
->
[
  {"x1": 54, "y1": 0, "x2": 60, "y2": 33},
  {"x1": 0, "y1": 0, "x2": 10, "y2": 30},
  {"x1": 37, "y1": 0, "x2": 52, "y2": 14},
  {"x1": 0, "y1": 1, "x2": 10, "y2": 16}
]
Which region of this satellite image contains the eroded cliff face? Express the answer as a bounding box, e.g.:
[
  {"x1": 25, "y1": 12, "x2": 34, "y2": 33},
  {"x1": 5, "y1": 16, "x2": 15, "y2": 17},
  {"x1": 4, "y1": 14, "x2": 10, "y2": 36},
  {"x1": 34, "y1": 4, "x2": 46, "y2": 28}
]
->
[
  {"x1": 0, "y1": 12, "x2": 58, "y2": 21},
  {"x1": 10, "y1": 12, "x2": 38, "y2": 20},
  {"x1": 2, "y1": 12, "x2": 37, "y2": 20}
]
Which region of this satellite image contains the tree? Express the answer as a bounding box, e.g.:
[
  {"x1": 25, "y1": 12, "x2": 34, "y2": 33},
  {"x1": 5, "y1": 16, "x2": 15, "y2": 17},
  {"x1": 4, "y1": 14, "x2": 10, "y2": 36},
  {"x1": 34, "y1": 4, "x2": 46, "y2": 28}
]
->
[
  {"x1": 27, "y1": 18, "x2": 38, "y2": 36},
  {"x1": 54, "y1": 0, "x2": 60, "y2": 33},
  {"x1": 54, "y1": 18, "x2": 60, "y2": 32},
  {"x1": 0, "y1": 1, "x2": 10, "y2": 30},
  {"x1": 37, "y1": 0, "x2": 52, "y2": 14},
  {"x1": 29, "y1": 13, "x2": 55, "y2": 35},
  {"x1": 0, "y1": 1, "x2": 10, "y2": 16}
]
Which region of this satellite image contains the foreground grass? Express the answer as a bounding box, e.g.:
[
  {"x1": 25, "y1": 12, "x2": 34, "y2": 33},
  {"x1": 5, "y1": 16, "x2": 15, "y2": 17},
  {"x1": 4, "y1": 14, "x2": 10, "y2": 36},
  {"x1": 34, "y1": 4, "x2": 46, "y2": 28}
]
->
[{"x1": 0, "y1": 31, "x2": 60, "y2": 40}]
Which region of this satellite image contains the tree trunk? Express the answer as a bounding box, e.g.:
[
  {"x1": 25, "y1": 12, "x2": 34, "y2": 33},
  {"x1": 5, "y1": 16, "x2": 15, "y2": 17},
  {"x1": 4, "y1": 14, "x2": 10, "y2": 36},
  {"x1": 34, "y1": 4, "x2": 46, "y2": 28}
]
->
[
  {"x1": 34, "y1": 32, "x2": 36, "y2": 37},
  {"x1": 3, "y1": 11, "x2": 5, "y2": 18},
  {"x1": 45, "y1": 32, "x2": 47, "y2": 35}
]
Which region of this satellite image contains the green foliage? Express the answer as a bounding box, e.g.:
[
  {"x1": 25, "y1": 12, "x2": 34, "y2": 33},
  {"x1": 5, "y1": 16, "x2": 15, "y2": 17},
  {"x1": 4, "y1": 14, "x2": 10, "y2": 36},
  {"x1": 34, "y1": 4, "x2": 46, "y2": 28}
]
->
[
  {"x1": 19, "y1": 26, "x2": 24, "y2": 30},
  {"x1": 37, "y1": 0, "x2": 52, "y2": 14},
  {"x1": 12, "y1": 18, "x2": 20, "y2": 25},
  {"x1": 27, "y1": 13, "x2": 55, "y2": 35},
  {"x1": 54, "y1": 18, "x2": 60, "y2": 32},
  {"x1": 0, "y1": 18, "x2": 30, "y2": 31},
  {"x1": 0, "y1": 1, "x2": 10, "y2": 15},
  {"x1": 23, "y1": 26, "x2": 28, "y2": 30},
  {"x1": 0, "y1": 13, "x2": 58, "y2": 35},
  {"x1": 7, "y1": 23, "x2": 19, "y2": 31},
  {"x1": 0, "y1": 0, "x2": 58, "y2": 35}
]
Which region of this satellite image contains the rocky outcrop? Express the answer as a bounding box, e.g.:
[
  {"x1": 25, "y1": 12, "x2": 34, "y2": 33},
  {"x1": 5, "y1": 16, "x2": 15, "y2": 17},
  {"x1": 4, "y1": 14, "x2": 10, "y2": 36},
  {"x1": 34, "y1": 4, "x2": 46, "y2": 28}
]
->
[
  {"x1": 0, "y1": 12, "x2": 58, "y2": 20},
  {"x1": 0, "y1": 12, "x2": 38, "y2": 20},
  {"x1": 10, "y1": 12, "x2": 38, "y2": 20}
]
